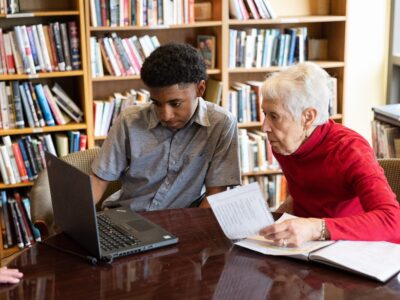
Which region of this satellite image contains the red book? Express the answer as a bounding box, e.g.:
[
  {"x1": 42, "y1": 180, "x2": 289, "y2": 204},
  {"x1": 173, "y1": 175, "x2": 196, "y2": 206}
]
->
[
  {"x1": 108, "y1": 37, "x2": 127, "y2": 76},
  {"x1": 100, "y1": 0, "x2": 108, "y2": 26},
  {"x1": 79, "y1": 134, "x2": 87, "y2": 151},
  {"x1": 12, "y1": 142, "x2": 29, "y2": 182}
]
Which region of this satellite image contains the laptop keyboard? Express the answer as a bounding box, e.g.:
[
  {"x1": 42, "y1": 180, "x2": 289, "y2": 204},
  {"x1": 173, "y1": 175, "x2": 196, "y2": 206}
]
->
[{"x1": 97, "y1": 214, "x2": 140, "y2": 252}]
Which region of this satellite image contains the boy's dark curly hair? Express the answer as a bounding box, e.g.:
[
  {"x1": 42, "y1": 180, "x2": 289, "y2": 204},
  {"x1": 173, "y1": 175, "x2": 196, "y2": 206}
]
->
[{"x1": 140, "y1": 43, "x2": 207, "y2": 87}]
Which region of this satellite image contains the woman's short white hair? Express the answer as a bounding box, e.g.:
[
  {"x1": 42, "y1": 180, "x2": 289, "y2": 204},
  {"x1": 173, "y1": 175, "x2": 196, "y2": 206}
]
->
[{"x1": 261, "y1": 62, "x2": 330, "y2": 125}]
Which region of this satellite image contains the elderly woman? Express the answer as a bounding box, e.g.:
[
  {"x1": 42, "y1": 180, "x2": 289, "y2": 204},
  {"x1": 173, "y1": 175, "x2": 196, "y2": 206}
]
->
[{"x1": 259, "y1": 62, "x2": 400, "y2": 247}]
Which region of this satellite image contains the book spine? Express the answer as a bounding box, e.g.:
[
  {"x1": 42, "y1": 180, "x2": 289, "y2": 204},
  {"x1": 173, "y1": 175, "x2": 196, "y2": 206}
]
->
[
  {"x1": 3, "y1": 33, "x2": 16, "y2": 74},
  {"x1": 22, "y1": 136, "x2": 39, "y2": 178},
  {"x1": 0, "y1": 82, "x2": 9, "y2": 129},
  {"x1": 42, "y1": 84, "x2": 65, "y2": 125},
  {"x1": 0, "y1": 145, "x2": 16, "y2": 184},
  {"x1": 29, "y1": 82, "x2": 46, "y2": 127},
  {"x1": 0, "y1": 29, "x2": 8, "y2": 74},
  {"x1": 22, "y1": 82, "x2": 39, "y2": 127},
  {"x1": 14, "y1": 192, "x2": 34, "y2": 245},
  {"x1": 79, "y1": 134, "x2": 87, "y2": 151},
  {"x1": 51, "y1": 22, "x2": 66, "y2": 71},
  {"x1": 1, "y1": 191, "x2": 13, "y2": 247},
  {"x1": 31, "y1": 25, "x2": 46, "y2": 72},
  {"x1": 51, "y1": 83, "x2": 83, "y2": 116},
  {"x1": 46, "y1": 25, "x2": 59, "y2": 71},
  {"x1": 8, "y1": 198, "x2": 24, "y2": 248},
  {"x1": 22, "y1": 197, "x2": 41, "y2": 242},
  {"x1": 12, "y1": 142, "x2": 28, "y2": 182},
  {"x1": 2, "y1": 135, "x2": 21, "y2": 183},
  {"x1": 60, "y1": 23, "x2": 72, "y2": 71},
  {"x1": 34, "y1": 83, "x2": 55, "y2": 126},
  {"x1": 68, "y1": 21, "x2": 81, "y2": 70},
  {"x1": 17, "y1": 138, "x2": 34, "y2": 181},
  {"x1": 5, "y1": 84, "x2": 16, "y2": 129},
  {"x1": 11, "y1": 81, "x2": 24, "y2": 128},
  {"x1": 18, "y1": 83, "x2": 34, "y2": 128},
  {"x1": 36, "y1": 24, "x2": 52, "y2": 72},
  {"x1": 0, "y1": 196, "x2": 8, "y2": 248},
  {"x1": 25, "y1": 26, "x2": 40, "y2": 71},
  {"x1": 0, "y1": 151, "x2": 10, "y2": 184}
]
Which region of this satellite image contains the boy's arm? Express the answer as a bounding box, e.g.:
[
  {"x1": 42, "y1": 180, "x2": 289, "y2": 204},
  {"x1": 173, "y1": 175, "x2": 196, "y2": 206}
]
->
[
  {"x1": 200, "y1": 186, "x2": 228, "y2": 208},
  {"x1": 91, "y1": 174, "x2": 110, "y2": 204}
]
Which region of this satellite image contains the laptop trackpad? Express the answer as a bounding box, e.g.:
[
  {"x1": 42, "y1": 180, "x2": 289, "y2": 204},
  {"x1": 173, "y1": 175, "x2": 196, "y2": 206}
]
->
[{"x1": 126, "y1": 219, "x2": 153, "y2": 232}]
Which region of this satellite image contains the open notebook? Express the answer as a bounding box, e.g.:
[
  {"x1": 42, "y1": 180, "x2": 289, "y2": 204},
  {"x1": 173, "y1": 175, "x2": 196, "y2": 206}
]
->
[{"x1": 208, "y1": 183, "x2": 400, "y2": 283}]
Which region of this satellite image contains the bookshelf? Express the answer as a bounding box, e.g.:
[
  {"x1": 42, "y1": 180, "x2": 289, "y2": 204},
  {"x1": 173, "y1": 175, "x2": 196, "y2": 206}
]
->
[
  {"x1": 84, "y1": 0, "x2": 347, "y2": 208},
  {"x1": 387, "y1": 0, "x2": 400, "y2": 104},
  {"x1": 0, "y1": 0, "x2": 90, "y2": 259}
]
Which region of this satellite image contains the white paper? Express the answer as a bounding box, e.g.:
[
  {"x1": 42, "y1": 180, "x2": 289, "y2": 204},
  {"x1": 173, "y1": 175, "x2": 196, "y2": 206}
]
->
[
  {"x1": 310, "y1": 241, "x2": 400, "y2": 282},
  {"x1": 208, "y1": 183, "x2": 274, "y2": 239}
]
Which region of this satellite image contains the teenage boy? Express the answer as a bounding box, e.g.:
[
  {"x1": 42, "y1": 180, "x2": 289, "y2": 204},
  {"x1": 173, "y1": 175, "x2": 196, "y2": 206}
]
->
[{"x1": 91, "y1": 43, "x2": 241, "y2": 210}]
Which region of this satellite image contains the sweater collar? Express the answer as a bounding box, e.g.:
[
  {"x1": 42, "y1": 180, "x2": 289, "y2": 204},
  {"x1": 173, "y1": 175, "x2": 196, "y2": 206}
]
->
[{"x1": 280, "y1": 119, "x2": 333, "y2": 158}]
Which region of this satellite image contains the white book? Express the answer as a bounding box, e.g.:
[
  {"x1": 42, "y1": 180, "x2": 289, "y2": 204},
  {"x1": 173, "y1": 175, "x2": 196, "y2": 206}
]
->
[
  {"x1": 0, "y1": 145, "x2": 16, "y2": 184},
  {"x1": 43, "y1": 134, "x2": 57, "y2": 156},
  {"x1": 90, "y1": 37, "x2": 98, "y2": 77},
  {"x1": 20, "y1": 25, "x2": 36, "y2": 74},
  {"x1": 209, "y1": 184, "x2": 400, "y2": 283},
  {"x1": 0, "y1": 148, "x2": 9, "y2": 184},
  {"x1": 36, "y1": 24, "x2": 53, "y2": 72},
  {"x1": 93, "y1": 100, "x2": 104, "y2": 137},
  {"x1": 101, "y1": 99, "x2": 115, "y2": 136},
  {"x1": 95, "y1": 40, "x2": 104, "y2": 77},
  {"x1": 138, "y1": 35, "x2": 153, "y2": 58},
  {"x1": 13, "y1": 26, "x2": 30, "y2": 74},
  {"x1": 2, "y1": 136, "x2": 21, "y2": 183},
  {"x1": 9, "y1": 31, "x2": 24, "y2": 74},
  {"x1": 3, "y1": 33, "x2": 15, "y2": 74},
  {"x1": 51, "y1": 83, "x2": 83, "y2": 116},
  {"x1": 90, "y1": 0, "x2": 98, "y2": 27},
  {"x1": 103, "y1": 37, "x2": 122, "y2": 76}
]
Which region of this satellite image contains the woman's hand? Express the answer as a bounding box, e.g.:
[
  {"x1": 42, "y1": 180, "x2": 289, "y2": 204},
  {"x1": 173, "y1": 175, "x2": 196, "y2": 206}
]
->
[
  {"x1": 0, "y1": 267, "x2": 23, "y2": 284},
  {"x1": 259, "y1": 218, "x2": 323, "y2": 247}
]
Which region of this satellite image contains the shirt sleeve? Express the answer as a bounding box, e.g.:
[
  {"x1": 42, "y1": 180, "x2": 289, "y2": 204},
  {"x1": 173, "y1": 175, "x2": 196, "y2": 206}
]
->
[
  {"x1": 91, "y1": 112, "x2": 130, "y2": 181},
  {"x1": 325, "y1": 137, "x2": 400, "y2": 243},
  {"x1": 205, "y1": 113, "x2": 241, "y2": 188}
]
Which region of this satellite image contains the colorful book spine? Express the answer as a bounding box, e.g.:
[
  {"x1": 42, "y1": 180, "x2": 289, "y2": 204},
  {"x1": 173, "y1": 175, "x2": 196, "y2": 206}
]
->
[{"x1": 34, "y1": 83, "x2": 55, "y2": 126}]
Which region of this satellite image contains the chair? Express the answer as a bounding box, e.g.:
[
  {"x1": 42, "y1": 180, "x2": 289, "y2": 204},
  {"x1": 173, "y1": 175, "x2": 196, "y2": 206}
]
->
[
  {"x1": 30, "y1": 148, "x2": 121, "y2": 237},
  {"x1": 378, "y1": 158, "x2": 400, "y2": 202}
]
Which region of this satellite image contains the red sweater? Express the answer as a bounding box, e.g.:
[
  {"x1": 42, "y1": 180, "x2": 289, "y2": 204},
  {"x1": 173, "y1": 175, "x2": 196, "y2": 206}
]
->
[{"x1": 273, "y1": 120, "x2": 400, "y2": 243}]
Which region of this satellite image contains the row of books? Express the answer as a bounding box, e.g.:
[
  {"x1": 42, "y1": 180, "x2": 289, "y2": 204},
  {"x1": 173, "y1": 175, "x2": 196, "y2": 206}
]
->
[
  {"x1": 94, "y1": 88, "x2": 150, "y2": 136},
  {"x1": 0, "y1": 133, "x2": 87, "y2": 185},
  {"x1": 0, "y1": 22, "x2": 80, "y2": 75},
  {"x1": 229, "y1": 27, "x2": 308, "y2": 69},
  {"x1": 228, "y1": 77, "x2": 337, "y2": 124},
  {"x1": 229, "y1": 0, "x2": 276, "y2": 20},
  {"x1": 242, "y1": 174, "x2": 287, "y2": 211},
  {"x1": 0, "y1": 81, "x2": 83, "y2": 130},
  {"x1": 0, "y1": 0, "x2": 19, "y2": 14},
  {"x1": 90, "y1": 34, "x2": 160, "y2": 77},
  {"x1": 371, "y1": 120, "x2": 400, "y2": 158},
  {"x1": 90, "y1": 0, "x2": 195, "y2": 27},
  {"x1": 239, "y1": 129, "x2": 279, "y2": 173},
  {"x1": 0, "y1": 190, "x2": 41, "y2": 250}
]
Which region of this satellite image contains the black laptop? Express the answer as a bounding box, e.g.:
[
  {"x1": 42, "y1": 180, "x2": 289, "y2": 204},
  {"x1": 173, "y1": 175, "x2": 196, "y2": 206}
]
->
[{"x1": 45, "y1": 152, "x2": 178, "y2": 261}]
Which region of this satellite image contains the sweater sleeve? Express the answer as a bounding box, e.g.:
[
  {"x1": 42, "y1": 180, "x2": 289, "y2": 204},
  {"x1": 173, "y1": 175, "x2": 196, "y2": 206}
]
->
[{"x1": 325, "y1": 136, "x2": 400, "y2": 243}]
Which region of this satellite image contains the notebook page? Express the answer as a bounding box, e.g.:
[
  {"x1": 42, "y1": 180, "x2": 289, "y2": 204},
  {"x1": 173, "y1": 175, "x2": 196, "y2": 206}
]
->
[
  {"x1": 208, "y1": 182, "x2": 274, "y2": 239},
  {"x1": 309, "y1": 241, "x2": 400, "y2": 282}
]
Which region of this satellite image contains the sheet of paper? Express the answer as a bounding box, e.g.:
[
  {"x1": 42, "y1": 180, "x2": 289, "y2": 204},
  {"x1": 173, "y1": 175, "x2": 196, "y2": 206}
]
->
[
  {"x1": 310, "y1": 241, "x2": 400, "y2": 282},
  {"x1": 208, "y1": 182, "x2": 274, "y2": 239}
]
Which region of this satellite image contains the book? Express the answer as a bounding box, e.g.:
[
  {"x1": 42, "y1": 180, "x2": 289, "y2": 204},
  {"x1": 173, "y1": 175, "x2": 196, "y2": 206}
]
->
[
  {"x1": 197, "y1": 35, "x2": 216, "y2": 69},
  {"x1": 208, "y1": 182, "x2": 400, "y2": 283},
  {"x1": 373, "y1": 104, "x2": 400, "y2": 122}
]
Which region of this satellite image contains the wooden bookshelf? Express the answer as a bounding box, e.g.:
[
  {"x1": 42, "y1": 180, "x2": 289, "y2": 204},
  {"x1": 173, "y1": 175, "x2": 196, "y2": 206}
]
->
[{"x1": 0, "y1": 0, "x2": 91, "y2": 259}]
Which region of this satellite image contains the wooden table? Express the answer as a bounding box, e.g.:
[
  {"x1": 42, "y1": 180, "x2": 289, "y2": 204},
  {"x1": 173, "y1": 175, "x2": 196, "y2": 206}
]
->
[{"x1": 1, "y1": 208, "x2": 400, "y2": 299}]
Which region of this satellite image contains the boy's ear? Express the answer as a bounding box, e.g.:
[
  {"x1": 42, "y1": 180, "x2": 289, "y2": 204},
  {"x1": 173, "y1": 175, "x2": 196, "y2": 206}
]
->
[{"x1": 197, "y1": 80, "x2": 206, "y2": 97}]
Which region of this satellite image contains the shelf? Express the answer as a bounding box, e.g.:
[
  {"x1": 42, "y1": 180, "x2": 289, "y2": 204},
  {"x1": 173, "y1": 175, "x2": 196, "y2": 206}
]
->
[
  {"x1": 0, "y1": 70, "x2": 84, "y2": 81},
  {"x1": 0, "y1": 123, "x2": 87, "y2": 136},
  {"x1": 330, "y1": 114, "x2": 343, "y2": 120},
  {"x1": 0, "y1": 182, "x2": 34, "y2": 189},
  {"x1": 392, "y1": 54, "x2": 400, "y2": 66},
  {"x1": 94, "y1": 135, "x2": 106, "y2": 140},
  {"x1": 1, "y1": 246, "x2": 21, "y2": 259},
  {"x1": 92, "y1": 69, "x2": 221, "y2": 82},
  {"x1": 238, "y1": 122, "x2": 263, "y2": 128},
  {"x1": 1, "y1": 10, "x2": 80, "y2": 18},
  {"x1": 90, "y1": 21, "x2": 223, "y2": 32},
  {"x1": 229, "y1": 15, "x2": 346, "y2": 26},
  {"x1": 242, "y1": 169, "x2": 282, "y2": 176},
  {"x1": 229, "y1": 61, "x2": 345, "y2": 74}
]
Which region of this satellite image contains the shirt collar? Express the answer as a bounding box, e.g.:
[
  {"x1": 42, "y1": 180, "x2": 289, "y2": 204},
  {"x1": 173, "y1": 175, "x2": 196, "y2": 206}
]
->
[{"x1": 147, "y1": 97, "x2": 210, "y2": 130}]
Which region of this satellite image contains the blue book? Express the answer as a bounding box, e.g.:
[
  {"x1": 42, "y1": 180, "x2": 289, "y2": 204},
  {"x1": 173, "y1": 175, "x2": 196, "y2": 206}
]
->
[
  {"x1": 17, "y1": 139, "x2": 34, "y2": 181},
  {"x1": 284, "y1": 28, "x2": 297, "y2": 65},
  {"x1": 73, "y1": 131, "x2": 80, "y2": 152},
  {"x1": 34, "y1": 84, "x2": 55, "y2": 126},
  {"x1": 26, "y1": 26, "x2": 40, "y2": 71}
]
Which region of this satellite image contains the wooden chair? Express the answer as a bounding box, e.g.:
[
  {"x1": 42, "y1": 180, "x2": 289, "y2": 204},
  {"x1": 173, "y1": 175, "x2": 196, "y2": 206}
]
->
[
  {"x1": 30, "y1": 148, "x2": 121, "y2": 237},
  {"x1": 378, "y1": 158, "x2": 400, "y2": 202}
]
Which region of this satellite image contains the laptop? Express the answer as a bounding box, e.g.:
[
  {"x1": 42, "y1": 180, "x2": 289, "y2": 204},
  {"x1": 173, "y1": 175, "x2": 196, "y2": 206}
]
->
[{"x1": 45, "y1": 152, "x2": 178, "y2": 261}]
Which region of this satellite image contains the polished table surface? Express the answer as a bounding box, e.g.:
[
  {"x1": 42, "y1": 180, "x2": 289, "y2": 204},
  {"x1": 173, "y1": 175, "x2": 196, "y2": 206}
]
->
[{"x1": 1, "y1": 208, "x2": 400, "y2": 299}]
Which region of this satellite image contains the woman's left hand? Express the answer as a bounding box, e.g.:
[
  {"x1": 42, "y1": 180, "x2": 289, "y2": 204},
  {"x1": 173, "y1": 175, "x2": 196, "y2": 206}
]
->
[{"x1": 259, "y1": 218, "x2": 323, "y2": 247}]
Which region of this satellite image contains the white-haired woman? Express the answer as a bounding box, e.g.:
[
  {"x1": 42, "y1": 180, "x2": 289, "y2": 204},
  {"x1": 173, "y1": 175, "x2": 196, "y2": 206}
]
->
[{"x1": 259, "y1": 62, "x2": 400, "y2": 247}]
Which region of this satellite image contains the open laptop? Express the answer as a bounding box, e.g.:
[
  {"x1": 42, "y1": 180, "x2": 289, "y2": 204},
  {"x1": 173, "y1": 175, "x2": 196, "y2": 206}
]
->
[{"x1": 45, "y1": 152, "x2": 178, "y2": 262}]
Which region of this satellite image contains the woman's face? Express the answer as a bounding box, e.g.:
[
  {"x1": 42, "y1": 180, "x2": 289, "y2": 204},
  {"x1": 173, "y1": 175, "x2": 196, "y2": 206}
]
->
[{"x1": 261, "y1": 98, "x2": 307, "y2": 155}]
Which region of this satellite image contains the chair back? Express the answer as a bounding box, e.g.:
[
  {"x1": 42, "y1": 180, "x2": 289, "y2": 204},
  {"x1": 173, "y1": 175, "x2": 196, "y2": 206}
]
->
[
  {"x1": 30, "y1": 148, "x2": 121, "y2": 236},
  {"x1": 378, "y1": 158, "x2": 400, "y2": 202}
]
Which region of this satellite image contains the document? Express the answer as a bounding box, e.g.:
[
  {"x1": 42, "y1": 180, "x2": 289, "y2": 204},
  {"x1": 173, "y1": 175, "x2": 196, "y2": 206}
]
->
[{"x1": 208, "y1": 183, "x2": 400, "y2": 282}]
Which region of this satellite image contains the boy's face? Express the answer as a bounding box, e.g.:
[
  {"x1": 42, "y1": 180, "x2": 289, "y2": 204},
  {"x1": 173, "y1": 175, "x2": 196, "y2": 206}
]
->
[{"x1": 149, "y1": 81, "x2": 206, "y2": 130}]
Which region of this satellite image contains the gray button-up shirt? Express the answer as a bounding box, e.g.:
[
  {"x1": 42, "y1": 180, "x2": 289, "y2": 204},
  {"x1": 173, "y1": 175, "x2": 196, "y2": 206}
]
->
[{"x1": 92, "y1": 98, "x2": 241, "y2": 211}]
